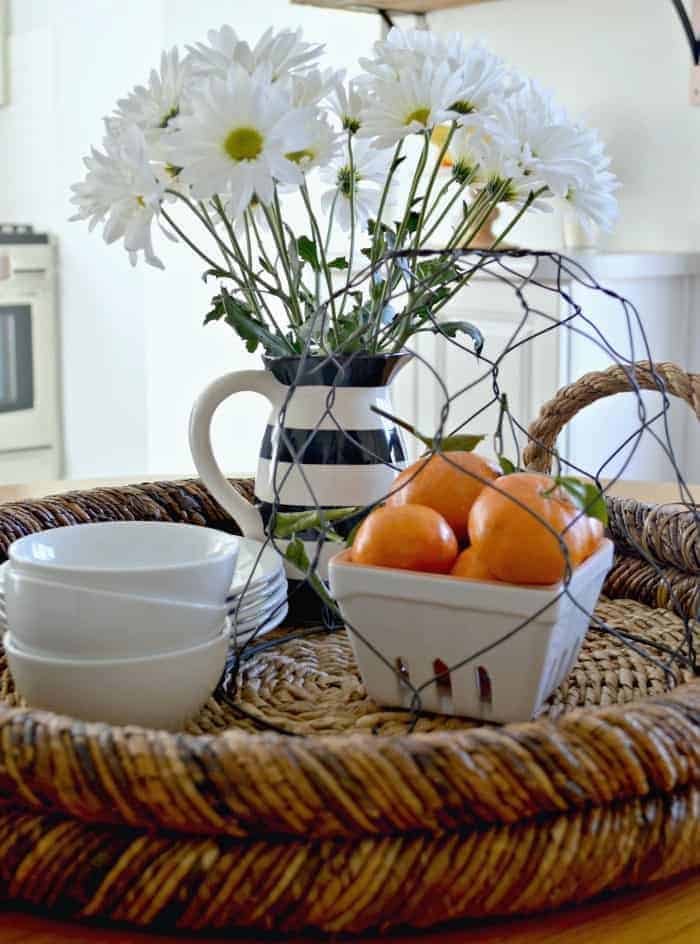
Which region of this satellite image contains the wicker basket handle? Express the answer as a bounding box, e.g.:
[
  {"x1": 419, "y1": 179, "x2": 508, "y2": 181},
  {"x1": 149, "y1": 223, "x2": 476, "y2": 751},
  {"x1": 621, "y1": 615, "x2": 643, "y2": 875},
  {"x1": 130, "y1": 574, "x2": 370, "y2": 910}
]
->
[{"x1": 524, "y1": 361, "x2": 700, "y2": 473}]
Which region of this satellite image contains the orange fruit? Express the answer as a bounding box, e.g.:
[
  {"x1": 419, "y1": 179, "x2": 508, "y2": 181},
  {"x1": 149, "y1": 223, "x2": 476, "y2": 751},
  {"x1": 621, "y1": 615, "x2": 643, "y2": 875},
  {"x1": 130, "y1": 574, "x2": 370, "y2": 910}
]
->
[
  {"x1": 468, "y1": 472, "x2": 594, "y2": 585},
  {"x1": 351, "y1": 504, "x2": 458, "y2": 573},
  {"x1": 387, "y1": 451, "x2": 500, "y2": 542},
  {"x1": 450, "y1": 546, "x2": 497, "y2": 582},
  {"x1": 585, "y1": 516, "x2": 605, "y2": 557}
]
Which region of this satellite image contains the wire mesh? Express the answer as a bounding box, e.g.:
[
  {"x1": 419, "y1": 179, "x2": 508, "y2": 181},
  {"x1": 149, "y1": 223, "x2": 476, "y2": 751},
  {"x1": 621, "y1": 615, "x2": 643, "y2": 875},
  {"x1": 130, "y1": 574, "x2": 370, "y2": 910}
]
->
[{"x1": 219, "y1": 248, "x2": 699, "y2": 731}]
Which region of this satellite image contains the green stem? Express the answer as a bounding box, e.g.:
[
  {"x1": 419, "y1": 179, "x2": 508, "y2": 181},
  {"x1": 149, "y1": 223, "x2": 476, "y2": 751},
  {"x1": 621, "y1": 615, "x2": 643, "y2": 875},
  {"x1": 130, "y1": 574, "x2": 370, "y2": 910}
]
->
[
  {"x1": 487, "y1": 187, "x2": 547, "y2": 250},
  {"x1": 159, "y1": 206, "x2": 227, "y2": 274},
  {"x1": 263, "y1": 196, "x2": 303, "y2": 326},
  {"x1": 209, "y1": 197, "x2": 272, "y2": 322},
  {"x1": 324, "y1": 191, "x2": 338, "y2": 256},
  {"x1": 248, "y1": 208, "x2": 279, "y2": 284},
  {"x1": 369, "y1": 140, "x2": 404, "y2": 268},
  {"x1": 301, "y1": 180, "x2": 337, "y2": 321},
  {"x1": 411, "y1": 121, "x2": 457, "y2": 254},
  {"x1": 338, "y1": 132, "x2": 357, "y2": 319},
  {"x1": 421, "y1": 169, "x2": 478, "y2": 244},
  {"x1": 371, "y1": 133, "x2": 431, "y2": 350},
  {"x1": 447, "y1": 188, "x2": 494, "y2": 249}
]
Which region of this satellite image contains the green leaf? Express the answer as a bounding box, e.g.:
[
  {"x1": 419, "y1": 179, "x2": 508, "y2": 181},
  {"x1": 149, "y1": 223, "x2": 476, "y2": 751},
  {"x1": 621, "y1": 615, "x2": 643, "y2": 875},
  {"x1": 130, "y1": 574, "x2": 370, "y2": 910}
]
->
[
  {"x1": 203, "y1": 303, "x2": 225, "y2": 325},
  {"x1": 201, "y1": 267, "x2": 229, "y2": 283},
  {"x1": 219, "y1": 289, "x2": 291, "y2": 357},
  {"x1": 435, "y1": 434, "x2": 486, "y2": 453},
  {"x1": 297, "y1": 235, "x2": 320, "y2": 273},
  {"x1": 498, "y1": 456, "x2": 517, "y2": 475},
  {"x1": 273, "y1": 506, "x2": 359, "y2": 539},
  {"x1": 370, "y1": 405, "x2": 484, "y2": 455},
  {"x1": 437, "y1": 321, "x2": 484, "y2": 356},
  {"x1": 405, "y1": 211, "x2": 421, "y2": 234},
  {"x1": 549, "y1": 476, "x2": 609, "y2": 526},
  {"x1": 284, "y1": 538, "x2": 335, "y2": 607},
  {"x1": 390, "y1": 154, "x2": 407, "y2": 173},
  {"x1": 328, "y1": 256, "x2": 349, "y2": 270}
]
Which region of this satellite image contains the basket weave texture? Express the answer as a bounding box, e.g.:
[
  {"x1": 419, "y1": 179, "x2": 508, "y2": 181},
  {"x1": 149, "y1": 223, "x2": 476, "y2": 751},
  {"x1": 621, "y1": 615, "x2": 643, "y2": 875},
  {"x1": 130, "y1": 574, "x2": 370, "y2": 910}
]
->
[{"x1": 0, "y1": 361, "x2": 696, "y2": 934}]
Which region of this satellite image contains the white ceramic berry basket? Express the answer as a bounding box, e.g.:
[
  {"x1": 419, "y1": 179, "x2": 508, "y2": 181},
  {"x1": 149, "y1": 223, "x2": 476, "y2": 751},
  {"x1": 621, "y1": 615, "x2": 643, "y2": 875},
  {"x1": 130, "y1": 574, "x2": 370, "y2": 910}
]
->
[{"x1": 328, "y1": 539, "x2": 614, "y2": 724}]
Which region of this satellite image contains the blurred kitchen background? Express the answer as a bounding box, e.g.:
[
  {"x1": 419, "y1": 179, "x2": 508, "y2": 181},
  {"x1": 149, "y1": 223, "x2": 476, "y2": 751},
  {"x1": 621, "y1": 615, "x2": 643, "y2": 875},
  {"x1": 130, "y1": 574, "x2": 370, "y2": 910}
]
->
[{"x1": 0, "y1": 0, "x2": 698, "y2": 485}]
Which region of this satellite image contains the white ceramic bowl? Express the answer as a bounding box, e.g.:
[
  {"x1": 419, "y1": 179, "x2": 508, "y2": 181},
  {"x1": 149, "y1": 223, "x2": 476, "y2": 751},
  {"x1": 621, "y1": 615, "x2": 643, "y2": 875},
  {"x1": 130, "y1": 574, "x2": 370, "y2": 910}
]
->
[
  {"x1": 5, "y1": 621, "x2": 231, "y2": 730},
  {"x1": 329, "y1": 540, "x2": 614, "y2": 724},
  {"x1": 5, "y1": 566, "x2": 228, "y2": 659},
  {"x1": 9, "y1": 522, "x2": 239, "y2": 605}
]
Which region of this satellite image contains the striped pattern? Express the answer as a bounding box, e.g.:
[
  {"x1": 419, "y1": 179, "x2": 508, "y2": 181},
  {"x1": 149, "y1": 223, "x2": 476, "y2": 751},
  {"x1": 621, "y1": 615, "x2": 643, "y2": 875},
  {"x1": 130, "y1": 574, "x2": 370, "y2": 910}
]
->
[
  {"x1": 255, "y1": 458, "x2": 402, "y2": 507},
  {"x1": 259, "y1": 426, "x2": 406, "y2": 466},
  {"x1": 264, "y1": 385, "x2": 405, "y2": 431},
  {"x1": 253, "y1": 356, "x2": 412, "y2": 577},
  {"x1": 254, "y1": 414, "x2": 406, "y2": 575}
]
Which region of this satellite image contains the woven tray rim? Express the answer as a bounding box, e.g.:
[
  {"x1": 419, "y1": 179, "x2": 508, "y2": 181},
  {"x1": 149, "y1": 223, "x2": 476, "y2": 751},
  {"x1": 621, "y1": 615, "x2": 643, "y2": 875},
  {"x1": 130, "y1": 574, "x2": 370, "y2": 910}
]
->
[
  {"x1": 0, "y1": 474, "x2": 697, "y2": 843},
  {"x1": 0, "y1": 679, "x2": 698, "y2": 842}
]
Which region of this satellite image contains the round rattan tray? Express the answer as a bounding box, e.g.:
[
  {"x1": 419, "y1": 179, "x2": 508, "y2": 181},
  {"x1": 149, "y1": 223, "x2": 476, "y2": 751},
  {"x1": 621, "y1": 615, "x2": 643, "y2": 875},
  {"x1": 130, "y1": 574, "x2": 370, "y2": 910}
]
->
[{"x1": 0, "y1": 361, "x2": 696, "y2": 935}]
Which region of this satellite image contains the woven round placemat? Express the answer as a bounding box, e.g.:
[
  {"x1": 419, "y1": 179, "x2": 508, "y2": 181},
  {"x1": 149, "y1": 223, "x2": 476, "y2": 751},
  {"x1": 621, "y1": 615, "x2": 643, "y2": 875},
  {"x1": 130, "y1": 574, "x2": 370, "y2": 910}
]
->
[
  {"x1": 0, "y1": 598, "x2": 690, "y2": 738},
  {"x1": 0, "y1": 359, "x2": 696, "y2": 934}
]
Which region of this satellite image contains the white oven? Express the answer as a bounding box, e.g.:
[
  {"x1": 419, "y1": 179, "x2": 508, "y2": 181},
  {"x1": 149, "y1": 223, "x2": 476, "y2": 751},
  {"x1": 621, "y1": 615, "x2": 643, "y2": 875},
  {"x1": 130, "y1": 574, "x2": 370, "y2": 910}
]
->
[{"x1": 0, "y1": 225, "x2": 61, "y2": 483}]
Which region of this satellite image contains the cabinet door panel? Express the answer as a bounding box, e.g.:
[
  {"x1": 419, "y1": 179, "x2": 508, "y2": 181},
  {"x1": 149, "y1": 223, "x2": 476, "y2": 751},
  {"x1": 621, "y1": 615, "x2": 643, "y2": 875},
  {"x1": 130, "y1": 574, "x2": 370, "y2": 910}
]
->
[{"x1": 437, "y1": 285, "x2": 562, "y2": 463}]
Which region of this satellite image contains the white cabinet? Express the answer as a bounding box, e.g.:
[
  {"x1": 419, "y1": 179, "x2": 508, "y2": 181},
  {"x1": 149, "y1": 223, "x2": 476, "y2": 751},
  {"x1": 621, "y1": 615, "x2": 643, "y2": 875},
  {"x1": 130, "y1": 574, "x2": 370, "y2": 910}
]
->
[{"x1": 393, "y1": 252, "x2": 700, "y2": 482}]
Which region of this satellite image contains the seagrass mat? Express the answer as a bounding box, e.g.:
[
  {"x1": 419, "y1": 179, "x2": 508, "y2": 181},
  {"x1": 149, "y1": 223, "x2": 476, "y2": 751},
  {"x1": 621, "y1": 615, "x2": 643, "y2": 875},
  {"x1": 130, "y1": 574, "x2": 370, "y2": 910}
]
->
[{"x1": 1, "y1": 596, "x2": 688, "y2": 736}]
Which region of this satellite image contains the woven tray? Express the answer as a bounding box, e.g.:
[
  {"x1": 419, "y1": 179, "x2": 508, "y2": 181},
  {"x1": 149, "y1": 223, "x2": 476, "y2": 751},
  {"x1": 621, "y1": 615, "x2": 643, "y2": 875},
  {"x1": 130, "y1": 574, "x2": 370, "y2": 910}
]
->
[{"x1": 0, "y1": 361, "x2": 697, "y2": 935}]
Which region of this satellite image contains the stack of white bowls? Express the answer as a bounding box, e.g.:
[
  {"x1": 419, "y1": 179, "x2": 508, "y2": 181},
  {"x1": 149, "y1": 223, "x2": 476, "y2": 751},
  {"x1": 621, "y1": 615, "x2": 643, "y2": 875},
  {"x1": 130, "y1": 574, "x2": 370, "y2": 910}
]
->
[{"x1": 3, "y1": 522, "x2": 240, "y2": 730}]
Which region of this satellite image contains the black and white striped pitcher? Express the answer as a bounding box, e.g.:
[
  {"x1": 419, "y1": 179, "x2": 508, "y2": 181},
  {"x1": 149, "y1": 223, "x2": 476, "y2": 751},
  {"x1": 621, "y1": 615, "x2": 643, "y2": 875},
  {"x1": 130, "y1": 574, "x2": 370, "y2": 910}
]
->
[{"x1": 189, "y1": 353, "x2": 411, "y2": 576}]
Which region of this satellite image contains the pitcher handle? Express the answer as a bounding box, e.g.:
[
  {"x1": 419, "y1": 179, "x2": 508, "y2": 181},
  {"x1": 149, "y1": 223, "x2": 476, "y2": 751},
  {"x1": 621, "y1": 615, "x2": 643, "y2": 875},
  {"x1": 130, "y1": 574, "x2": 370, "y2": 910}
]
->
[{"x1": 189, "y1": 370, "x2": 283, "y2": 541}]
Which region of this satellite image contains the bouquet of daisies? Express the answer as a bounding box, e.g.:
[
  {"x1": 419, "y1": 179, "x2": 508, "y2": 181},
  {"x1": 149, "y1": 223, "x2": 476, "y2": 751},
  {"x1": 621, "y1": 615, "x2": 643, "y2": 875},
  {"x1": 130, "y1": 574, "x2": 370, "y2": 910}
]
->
[{"x1": 71, "y1": 24, "x2": 619, "y2": 357}]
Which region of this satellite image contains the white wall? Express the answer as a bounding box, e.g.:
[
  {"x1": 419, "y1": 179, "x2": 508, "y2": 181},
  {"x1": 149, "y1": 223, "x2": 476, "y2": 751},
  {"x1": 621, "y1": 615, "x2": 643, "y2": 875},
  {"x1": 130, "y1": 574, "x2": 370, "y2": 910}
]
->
[
  {"x1": 1, "y1": 0, "x2": 698, "y2": 480},
  {"x1": 436, "y1": 0, "x2": 700, "y2": 253},
  {"x1": 1, "y1": 0, "x2": 376, "y2": 479},
  {"x1": 1, "y1": 0, "x2": 166, "y2": 476}
]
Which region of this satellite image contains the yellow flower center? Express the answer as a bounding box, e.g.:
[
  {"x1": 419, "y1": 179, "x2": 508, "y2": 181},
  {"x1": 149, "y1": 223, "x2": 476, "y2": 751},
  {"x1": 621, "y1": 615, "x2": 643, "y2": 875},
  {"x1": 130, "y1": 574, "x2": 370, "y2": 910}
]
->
[
  {"x1": 224, "y1": 127, "x2": 264, "y2": 162},
  {"x1": 450, "y1": 100, "x2": 475, "y2": 115},
  {"x1": 405, "y1": 107, "x2": 431, "y2": 127},
  {"x1": 286, "y1": 148, "x2": 315, "y2": 165},
  {"x1": 136, "y1": 196, "x2": 145, "y2": 208}
]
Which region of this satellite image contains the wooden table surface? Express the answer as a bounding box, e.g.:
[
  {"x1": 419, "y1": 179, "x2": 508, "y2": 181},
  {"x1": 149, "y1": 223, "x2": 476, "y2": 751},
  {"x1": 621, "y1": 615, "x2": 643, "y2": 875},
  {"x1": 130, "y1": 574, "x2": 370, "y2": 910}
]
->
[
  {"x1": 0, "y1": 475, "x2": 698, "y2": 944},
  {"x1": 0, "y1": 475, "x2": 698, "y2": 506}
]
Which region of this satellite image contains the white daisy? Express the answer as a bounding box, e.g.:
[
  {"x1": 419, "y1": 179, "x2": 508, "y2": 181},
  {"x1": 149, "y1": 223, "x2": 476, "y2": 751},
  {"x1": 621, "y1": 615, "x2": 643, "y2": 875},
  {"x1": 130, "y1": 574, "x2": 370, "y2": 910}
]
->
[
  {"x1": 450, "y1": 126, "x2": 540, "y2": 210},
  {"x1": 359, "y1": 27, "x2": 469, "y2": 80},
  {"x1": 187, "y1": 25, "x2": 324, "y2": 84},
  {"x1": 485, "y1": 81, "x2": 596, "y2": 198},
  {"x1": 285, "y1": 113, "x2": 340, "y2": 172},
  {"x1": 230, "y1": 194, "x2": 272, "y2": 238},
  {"x1": 328, "y1": 77, "x2": 366, "y2": 133},
  {"x1": 358, "y1": 59, "x2": 468, "y2": 148},
  {"x1": 70, "y1": 124, "x2": 168, "y2": 268},
  {"x1": 360, "y1": 29, "x2": 507, "y2": 119},
  {"x1": 452, "y1": 126, "x2": 539, "y2": 209},
  {"x1": 565, "y1": 157, "x2": 620, "y2": 233},
  {"x1": 112, "y1": 47, "x2": 191, "y2": 159},
  {"x1": 166, "y1": 65, "x2": 306, "y2": 214},
  {"x1": 288, "y1": 66, "x2": 341, "y2": 107},
  {"x1": 321, "y1": 138, "x2": 396, "y2": 232},
  {"x1": 450, "y1": 42, "x2": 510, "y2": 118}
]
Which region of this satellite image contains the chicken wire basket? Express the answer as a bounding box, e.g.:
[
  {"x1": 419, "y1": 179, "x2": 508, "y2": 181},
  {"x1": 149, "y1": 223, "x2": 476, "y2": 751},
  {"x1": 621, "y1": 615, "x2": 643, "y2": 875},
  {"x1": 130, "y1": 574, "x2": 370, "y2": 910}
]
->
[{"x1": 0, "y1": 250, "x2": 696, "y2": 934}]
